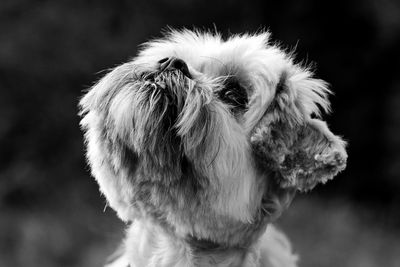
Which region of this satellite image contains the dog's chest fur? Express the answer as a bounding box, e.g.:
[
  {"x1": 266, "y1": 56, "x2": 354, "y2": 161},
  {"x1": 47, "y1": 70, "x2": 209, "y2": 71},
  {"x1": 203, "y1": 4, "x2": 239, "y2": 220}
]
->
[{"x1": 106, "y1": 221, "x2": 297, "y2": 267}]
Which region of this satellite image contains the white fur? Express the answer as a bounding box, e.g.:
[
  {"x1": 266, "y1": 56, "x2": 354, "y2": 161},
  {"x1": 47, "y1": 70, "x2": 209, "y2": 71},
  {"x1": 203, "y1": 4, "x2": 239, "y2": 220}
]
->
[
  {"x1": 80, "y1": 29, "x2": 343, "y2": 267},
  {"x1": 106, "y1": 222, "x2": 297, "y2": 267}
]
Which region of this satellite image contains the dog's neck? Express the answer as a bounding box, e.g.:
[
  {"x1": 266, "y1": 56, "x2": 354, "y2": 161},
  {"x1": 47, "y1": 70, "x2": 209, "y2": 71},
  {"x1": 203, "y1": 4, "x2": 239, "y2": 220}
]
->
[{"x1": 121, "y1": 219, "x2": 260, "y2": 267}]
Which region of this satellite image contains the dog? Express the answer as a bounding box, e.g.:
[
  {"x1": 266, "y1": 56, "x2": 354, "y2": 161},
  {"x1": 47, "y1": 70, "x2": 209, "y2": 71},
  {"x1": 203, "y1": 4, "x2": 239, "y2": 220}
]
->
[{"x1": 79, "y1": 29, "x2": 347, "y2": 267}]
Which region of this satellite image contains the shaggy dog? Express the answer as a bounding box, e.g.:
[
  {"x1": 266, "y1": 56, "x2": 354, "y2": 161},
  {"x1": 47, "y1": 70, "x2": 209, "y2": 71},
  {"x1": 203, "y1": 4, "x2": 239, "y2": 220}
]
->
[{"x1": 79, "y1": 29, "x2": 347, "y2": 267}]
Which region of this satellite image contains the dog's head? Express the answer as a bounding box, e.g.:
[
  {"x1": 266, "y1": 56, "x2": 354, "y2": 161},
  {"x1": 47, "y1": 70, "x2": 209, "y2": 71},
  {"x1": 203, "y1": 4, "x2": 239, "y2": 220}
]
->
[{"x1": 79, "y1": 29, "x2": 347, "y2": 245}]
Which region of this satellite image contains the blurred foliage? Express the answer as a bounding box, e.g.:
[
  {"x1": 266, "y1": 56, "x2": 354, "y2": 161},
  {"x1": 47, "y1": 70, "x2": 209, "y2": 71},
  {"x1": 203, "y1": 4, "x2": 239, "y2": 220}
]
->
[{"x1": 0, "y1": 0, "x2": 399, "y2": 266}]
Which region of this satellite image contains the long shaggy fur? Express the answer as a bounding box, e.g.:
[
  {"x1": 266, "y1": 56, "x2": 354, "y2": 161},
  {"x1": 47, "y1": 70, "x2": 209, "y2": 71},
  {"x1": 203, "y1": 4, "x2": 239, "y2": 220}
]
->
[{"x1": 79, "y1": 29, "x2": 347, "y2": 267}]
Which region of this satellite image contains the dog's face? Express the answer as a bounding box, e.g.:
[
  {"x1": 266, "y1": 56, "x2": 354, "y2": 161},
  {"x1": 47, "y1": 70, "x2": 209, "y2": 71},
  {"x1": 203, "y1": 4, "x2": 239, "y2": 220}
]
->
[{"x1": 80, "y1": 30, "x2": 347, "y2": 246}]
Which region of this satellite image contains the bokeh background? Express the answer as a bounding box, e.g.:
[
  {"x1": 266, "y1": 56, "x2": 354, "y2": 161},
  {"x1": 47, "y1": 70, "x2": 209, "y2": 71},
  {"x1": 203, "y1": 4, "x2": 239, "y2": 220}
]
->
[{"x1": 1, "y1": 0, "x2": 399, "y2": 266}]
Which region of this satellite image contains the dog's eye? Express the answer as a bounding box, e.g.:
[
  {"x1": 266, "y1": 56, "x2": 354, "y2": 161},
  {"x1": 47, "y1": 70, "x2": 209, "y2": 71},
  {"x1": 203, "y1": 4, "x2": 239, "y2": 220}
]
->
[{"x1": 217, "y1": 79, "x2": 248, "y2": 114}]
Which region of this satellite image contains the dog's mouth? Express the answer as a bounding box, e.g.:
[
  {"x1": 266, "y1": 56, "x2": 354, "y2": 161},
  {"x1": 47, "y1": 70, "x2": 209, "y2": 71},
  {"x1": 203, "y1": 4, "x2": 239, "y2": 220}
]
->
[
  {"x1": 134, "y1": 62, "x2": 194, "y2": 137},
  {"x1": 145, "y1": 70, "x2": 189, "y2": 112}
]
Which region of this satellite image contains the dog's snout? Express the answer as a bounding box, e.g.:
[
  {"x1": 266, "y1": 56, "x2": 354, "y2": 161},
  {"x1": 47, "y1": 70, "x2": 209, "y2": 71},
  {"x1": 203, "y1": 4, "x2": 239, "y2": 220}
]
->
[{"x1": 158, "y1": 57, "x2": 192, "y2": 79}]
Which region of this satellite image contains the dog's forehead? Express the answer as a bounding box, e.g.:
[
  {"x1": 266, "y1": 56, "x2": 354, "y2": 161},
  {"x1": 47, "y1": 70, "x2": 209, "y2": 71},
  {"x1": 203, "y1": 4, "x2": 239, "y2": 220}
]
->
[{"x1": 138, "y1": 31, "x2": 289, "y2": 82}]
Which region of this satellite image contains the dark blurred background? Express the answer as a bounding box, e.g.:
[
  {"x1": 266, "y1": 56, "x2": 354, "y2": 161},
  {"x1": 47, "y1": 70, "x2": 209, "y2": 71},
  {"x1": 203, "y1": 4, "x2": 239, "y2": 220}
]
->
[{"x1": 1, "y1": 0, "x2": 399, "y2": 266}]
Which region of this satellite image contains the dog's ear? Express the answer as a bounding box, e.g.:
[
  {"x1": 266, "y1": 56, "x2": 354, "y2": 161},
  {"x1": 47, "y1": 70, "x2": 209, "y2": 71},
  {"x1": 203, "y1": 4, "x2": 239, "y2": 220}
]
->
[
  {"x1": 253, "y1": 118, "x2": 347, "y2": 191},
  {"x1": 79, "y1": 62, "x2": 142, "y2": 221},
  {"x1": 251, "y1": 72, "x2": 347, "y2": 192}
]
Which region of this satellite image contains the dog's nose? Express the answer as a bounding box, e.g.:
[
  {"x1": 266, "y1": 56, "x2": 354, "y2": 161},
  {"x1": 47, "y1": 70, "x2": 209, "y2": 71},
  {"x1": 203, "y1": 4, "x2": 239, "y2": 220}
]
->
[{"x1": 158, "y1": 57, "x2": 192, "y2": 79}]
